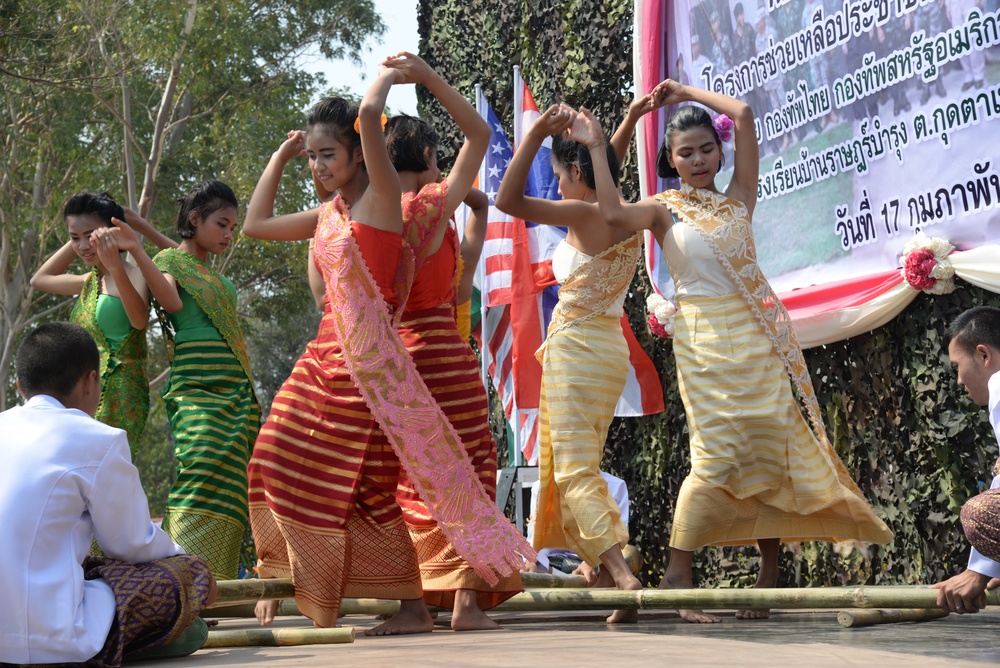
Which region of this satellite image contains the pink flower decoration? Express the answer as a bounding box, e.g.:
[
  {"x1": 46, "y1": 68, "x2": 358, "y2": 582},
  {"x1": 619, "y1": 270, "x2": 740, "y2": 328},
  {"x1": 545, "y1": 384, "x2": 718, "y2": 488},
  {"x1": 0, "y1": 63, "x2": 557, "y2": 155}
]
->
[
  {"x1": 713, "y1": 114, "x2": 735, "y2": 142},
  {"x1": 647, "y1": 313, "x2": 670, "y2": 338},
  {"x1": 903, "y1": 248, "x2": 938, "y2": 291}
]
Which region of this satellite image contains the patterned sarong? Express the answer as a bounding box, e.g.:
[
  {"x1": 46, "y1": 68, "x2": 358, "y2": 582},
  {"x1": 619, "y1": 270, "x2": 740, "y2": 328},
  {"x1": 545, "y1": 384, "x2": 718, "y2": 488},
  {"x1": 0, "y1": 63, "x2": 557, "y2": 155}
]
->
[
  {"x1": 961, "y1": 459, "x2": 1000, "y2": 561},
  {"x1": 248, "y1": 301, "x2": 425, "y2": 626},
  {"x1": 658, "y1": 185, "x2": 892, "y2": 549},
  {"x1": 531, "y1": 236, "x2": 640, "y2": 567},
  {"x1": 154, "y1": 249, "x2": 261, "y2": 579},
  {"x1": 0, "y1": 554, "x2": 212, "y2": 668},
  {"x1": 70, "y1": 270, "x2": 149, "y2": 451},
  {"x1": 160, "y1": 340, "x2": 260, "y2": 578},
  {"x1": 394, "y1": 188, "x2": 524, "y2": 609}
]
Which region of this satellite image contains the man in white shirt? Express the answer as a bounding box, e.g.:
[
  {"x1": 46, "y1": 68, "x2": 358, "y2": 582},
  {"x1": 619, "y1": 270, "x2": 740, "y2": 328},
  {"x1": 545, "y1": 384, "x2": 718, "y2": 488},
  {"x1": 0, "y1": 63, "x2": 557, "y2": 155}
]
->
[
  {"x1": 934, "y1": 306, "x2": 1000, "y2": 613},
  {"x1": 0, "y1": 322, "x2": 215, "y2": 667}
]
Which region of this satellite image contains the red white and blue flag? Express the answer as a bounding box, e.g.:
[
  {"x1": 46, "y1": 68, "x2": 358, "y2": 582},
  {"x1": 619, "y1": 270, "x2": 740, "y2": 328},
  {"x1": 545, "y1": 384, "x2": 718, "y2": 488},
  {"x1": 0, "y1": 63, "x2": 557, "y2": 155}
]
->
[{"x1": 476, "y1": 89, "x2": 538, "y2": 462}]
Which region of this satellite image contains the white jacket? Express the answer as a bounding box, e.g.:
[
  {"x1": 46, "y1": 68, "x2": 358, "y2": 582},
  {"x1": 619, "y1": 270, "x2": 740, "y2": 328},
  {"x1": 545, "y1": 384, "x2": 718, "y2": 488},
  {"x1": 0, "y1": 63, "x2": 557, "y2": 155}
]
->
[{"x1": 0, "y1": 395, "x2": 183, "y2": 664}]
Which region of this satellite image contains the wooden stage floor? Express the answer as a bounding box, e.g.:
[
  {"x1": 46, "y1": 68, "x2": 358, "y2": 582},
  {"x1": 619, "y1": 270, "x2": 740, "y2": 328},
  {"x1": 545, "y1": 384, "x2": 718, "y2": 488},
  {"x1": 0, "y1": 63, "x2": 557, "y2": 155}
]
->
[{"x1": 139, "y1": 605, "x2": 1000, "y2": 667}]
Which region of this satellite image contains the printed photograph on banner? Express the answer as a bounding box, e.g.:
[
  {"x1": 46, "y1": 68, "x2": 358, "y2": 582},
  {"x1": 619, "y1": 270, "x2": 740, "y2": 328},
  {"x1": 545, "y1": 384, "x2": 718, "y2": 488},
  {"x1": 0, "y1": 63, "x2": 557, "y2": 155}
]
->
[{"x1": 650, "y1": 0, "x2": 1000, "y2": 294}]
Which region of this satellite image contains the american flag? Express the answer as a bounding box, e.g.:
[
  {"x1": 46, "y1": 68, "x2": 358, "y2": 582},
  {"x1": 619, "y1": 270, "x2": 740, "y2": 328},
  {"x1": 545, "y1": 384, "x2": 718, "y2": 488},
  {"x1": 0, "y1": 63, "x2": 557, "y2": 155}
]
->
[{"x1": 476, "y1": 90, "x2": 540, "y2": 463}]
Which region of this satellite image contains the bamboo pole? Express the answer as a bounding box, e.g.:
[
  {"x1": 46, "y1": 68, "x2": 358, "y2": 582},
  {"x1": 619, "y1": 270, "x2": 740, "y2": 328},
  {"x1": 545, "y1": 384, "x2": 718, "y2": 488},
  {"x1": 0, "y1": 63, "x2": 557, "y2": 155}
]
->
[
  {"x1": 201, "y1": 627, "x2": 354, "y2": 647},
  {"x1": 489, "y1": 587, "x2": 1000, "y2": 611},
  {"x1": 212, "y1": 580, "x2": 1000, "y2": 612},
  {"x1": 214, "y1": 579, "x2": 295, "y2": 605},
  {"x1": 207, "y1": 600, "x2": 301, "y2": 618},
  {"x1": 211, "y1": 573, "x2": 587, "y2": 607},
  {"x1": 520, "y1": 572, "x2": 588, "y2": 588},
  {"x1": 209, "y1": 599, "x2": 401, "y2": 618},
  {"x1": 837, "y1": 608, "x2": 950, "y2": 628}
]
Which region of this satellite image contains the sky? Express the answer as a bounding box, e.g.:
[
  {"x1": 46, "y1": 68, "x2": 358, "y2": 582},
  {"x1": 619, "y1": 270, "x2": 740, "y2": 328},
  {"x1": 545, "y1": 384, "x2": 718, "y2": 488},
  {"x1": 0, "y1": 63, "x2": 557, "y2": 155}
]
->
[{"x1": 301, "y1": 0, "x2": 420, "y2": 115}]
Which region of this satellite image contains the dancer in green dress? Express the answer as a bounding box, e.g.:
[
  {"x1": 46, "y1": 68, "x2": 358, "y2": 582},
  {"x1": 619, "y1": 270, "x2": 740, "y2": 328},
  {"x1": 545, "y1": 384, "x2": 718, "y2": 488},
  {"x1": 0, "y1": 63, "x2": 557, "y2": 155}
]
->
[
  {"x1": 114, "y1": 181, "x2": 261, "y2": 579},
  {"x1": 31, "y1": 192, "x2": 163, "y2": 451}
]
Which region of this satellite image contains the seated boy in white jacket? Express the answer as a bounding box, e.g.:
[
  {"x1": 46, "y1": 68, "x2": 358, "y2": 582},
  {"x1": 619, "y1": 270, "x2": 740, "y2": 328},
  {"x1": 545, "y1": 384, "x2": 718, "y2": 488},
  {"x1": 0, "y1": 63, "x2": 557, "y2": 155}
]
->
[{"x1": 0, "y1": 322, "x2": 216, "y2": 667}]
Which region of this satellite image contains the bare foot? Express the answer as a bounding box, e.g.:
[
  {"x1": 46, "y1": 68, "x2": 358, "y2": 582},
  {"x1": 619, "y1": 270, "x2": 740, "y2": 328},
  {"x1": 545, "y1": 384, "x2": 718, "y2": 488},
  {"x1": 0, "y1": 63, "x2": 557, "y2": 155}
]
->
[
  {"x1": 736, "y1": 539, "x2": 779, "y2": 620},
  {"x1": 593, "y1": 567, "x2": 615, "y2": 589},
  {"x1": 606, "y1": 574, "x2": 642, "y2": 624},
  {"x1": 659, "y1": 572, "x2": 721, "y2": 624},
  {"x1": 364, "y1": 599, "x2": 434, "y2": 636},
  {"x1": 735, "y1": 607, "x2": 770, "y2": 619},
  {"x1": 452, "y1": 590, "x2": 501, "y2": 631},
  {"x1": 255, "y1": 599, "x2": 279, "y2": 627},
  {"x1": 374, "y1": 611, "x2": 437, "y2": 621},
  {"x1": 735, "y1": 570, "x2": 778, "y2": 620}
]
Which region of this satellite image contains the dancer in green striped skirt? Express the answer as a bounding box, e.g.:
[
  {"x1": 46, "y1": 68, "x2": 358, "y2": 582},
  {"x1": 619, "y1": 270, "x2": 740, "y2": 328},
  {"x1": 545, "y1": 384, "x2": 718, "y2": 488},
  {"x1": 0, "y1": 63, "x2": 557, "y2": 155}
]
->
[{"x1": 114, "y1": 181, "x2": 261, "y2": 579}]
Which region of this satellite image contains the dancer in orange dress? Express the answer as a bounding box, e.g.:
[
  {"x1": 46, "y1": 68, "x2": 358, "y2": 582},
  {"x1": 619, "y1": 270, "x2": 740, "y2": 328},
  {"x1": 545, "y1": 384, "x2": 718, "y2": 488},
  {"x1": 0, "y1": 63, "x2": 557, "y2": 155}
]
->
[
  {"x1": 244, "y1": 60, "x2": 530, "y2": 635},
  {"x1": 382, "y1": 52, "x2": 523, "y2": 631}
]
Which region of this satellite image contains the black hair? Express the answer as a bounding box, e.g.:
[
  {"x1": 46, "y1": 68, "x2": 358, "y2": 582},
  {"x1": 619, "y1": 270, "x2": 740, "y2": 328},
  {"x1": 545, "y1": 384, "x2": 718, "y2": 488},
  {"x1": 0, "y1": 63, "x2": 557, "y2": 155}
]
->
[
  {"x1": 734, "y1": 2, "x2": 745, "y2": 17},
  {"x1": 655, "y1": 105, "x2": 724, "y2": 179},
  {"x1": 385, "y1": 114, "x2": 439, "y2": 173},
  {"x1": 944, "y1": 306, "x2": 1000, "y2": 355},
  {"x1": 175, "y1": 180, "x2": 239, "y2": 239},
  {"x1": 16, "y1": 322, "x2": 100, "y2": 399},
  {"x1": 305, "y1": 96, "x2": 362, "y2": 159},
  {"x1": 63, "y1": 191, "x2": 125, "y2": 228},
  {"x1": 550, "y1": 134, "x2": 621, "y2": 190}
]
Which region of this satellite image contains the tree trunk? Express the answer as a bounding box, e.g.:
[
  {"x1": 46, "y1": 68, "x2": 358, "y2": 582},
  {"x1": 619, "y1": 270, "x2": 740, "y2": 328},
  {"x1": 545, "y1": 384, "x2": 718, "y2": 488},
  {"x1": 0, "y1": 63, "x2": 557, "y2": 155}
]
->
[{"x1": 137, "y1": 0, "x2": 198, "y2": 219}]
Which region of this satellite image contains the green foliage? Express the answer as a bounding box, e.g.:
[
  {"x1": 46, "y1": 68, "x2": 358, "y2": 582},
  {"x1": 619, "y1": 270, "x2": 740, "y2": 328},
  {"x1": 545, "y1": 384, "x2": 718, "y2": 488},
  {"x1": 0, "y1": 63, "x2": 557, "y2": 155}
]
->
[
  {"x1": 2, "y1": 0, "x2": 383, "y2": 511},
  {"x1": 418, "y1": 0, "x2": 997, "y2": 588}
]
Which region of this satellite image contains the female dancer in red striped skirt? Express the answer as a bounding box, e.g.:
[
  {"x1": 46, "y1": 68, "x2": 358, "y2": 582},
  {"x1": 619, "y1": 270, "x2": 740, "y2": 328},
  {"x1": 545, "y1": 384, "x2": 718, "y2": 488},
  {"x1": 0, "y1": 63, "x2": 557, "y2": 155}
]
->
[{"x1": 383, "y1": 52, "x2": 524, "y2": 631}]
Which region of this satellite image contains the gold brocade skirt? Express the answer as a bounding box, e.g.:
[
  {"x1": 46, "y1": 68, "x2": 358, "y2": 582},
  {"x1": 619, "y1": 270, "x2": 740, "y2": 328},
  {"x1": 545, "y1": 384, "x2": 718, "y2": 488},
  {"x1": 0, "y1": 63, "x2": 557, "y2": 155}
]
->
[
  {"x1": 670, "y1": 293, "x2": 892, "y2": 551},
  {"x1": 532, "y1": 311, "x2": 630, "y2": 566}
]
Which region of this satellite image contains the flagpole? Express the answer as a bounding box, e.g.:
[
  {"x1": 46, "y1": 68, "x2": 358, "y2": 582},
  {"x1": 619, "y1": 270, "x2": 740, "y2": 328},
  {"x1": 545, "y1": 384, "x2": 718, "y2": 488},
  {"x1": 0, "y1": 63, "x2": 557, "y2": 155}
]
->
[
  {"x1": 634, "y1": 0, "x2": 650, "y2": 200},
  {"x1": 510, "y1": 65, "x2": 525, "y2": 467},
  {"x1": 512, "y1": 66, "x2": 523, "y2": 148},
  {"x1": 475, "y1": 83, "x2": 491, "y2": 399}
]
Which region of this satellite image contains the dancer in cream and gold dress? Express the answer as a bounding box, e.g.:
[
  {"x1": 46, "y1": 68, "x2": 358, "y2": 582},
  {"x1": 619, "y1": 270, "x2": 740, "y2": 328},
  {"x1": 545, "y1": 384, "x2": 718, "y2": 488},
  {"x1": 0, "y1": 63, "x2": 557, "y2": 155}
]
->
[
  {"x1": 571, "y1": 81, "x2": 893, "y2": 623},
  {"x1": 496, "y1": 98, "x2": 660, "y2": 623}
]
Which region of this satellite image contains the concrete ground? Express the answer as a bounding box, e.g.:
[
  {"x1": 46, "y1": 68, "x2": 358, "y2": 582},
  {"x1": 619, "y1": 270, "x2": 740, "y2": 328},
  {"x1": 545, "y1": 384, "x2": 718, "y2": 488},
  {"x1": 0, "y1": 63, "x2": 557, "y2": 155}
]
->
[{"x1": 139, "y1": 606, "x2": 1000, "y2": 667}]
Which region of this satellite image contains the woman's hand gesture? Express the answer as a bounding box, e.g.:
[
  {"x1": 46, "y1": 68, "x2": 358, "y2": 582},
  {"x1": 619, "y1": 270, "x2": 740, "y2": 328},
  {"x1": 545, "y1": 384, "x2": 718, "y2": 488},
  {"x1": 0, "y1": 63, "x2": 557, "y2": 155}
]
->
[
  {"x1": 274, "y1": 130, "x2": 306, "y2": 163},
  {"x1": 564, "y1": 106, "x2": 606, "y2": 150},
  {"x1": 651, "y1": 79, "x2": 689, "y2": 106},
  {"x1": 380, "y1": 52, "x2": 433, "y2": 85},
  {"x1": 528, "y1": 104, "x2": 575, "y2": 139}
]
